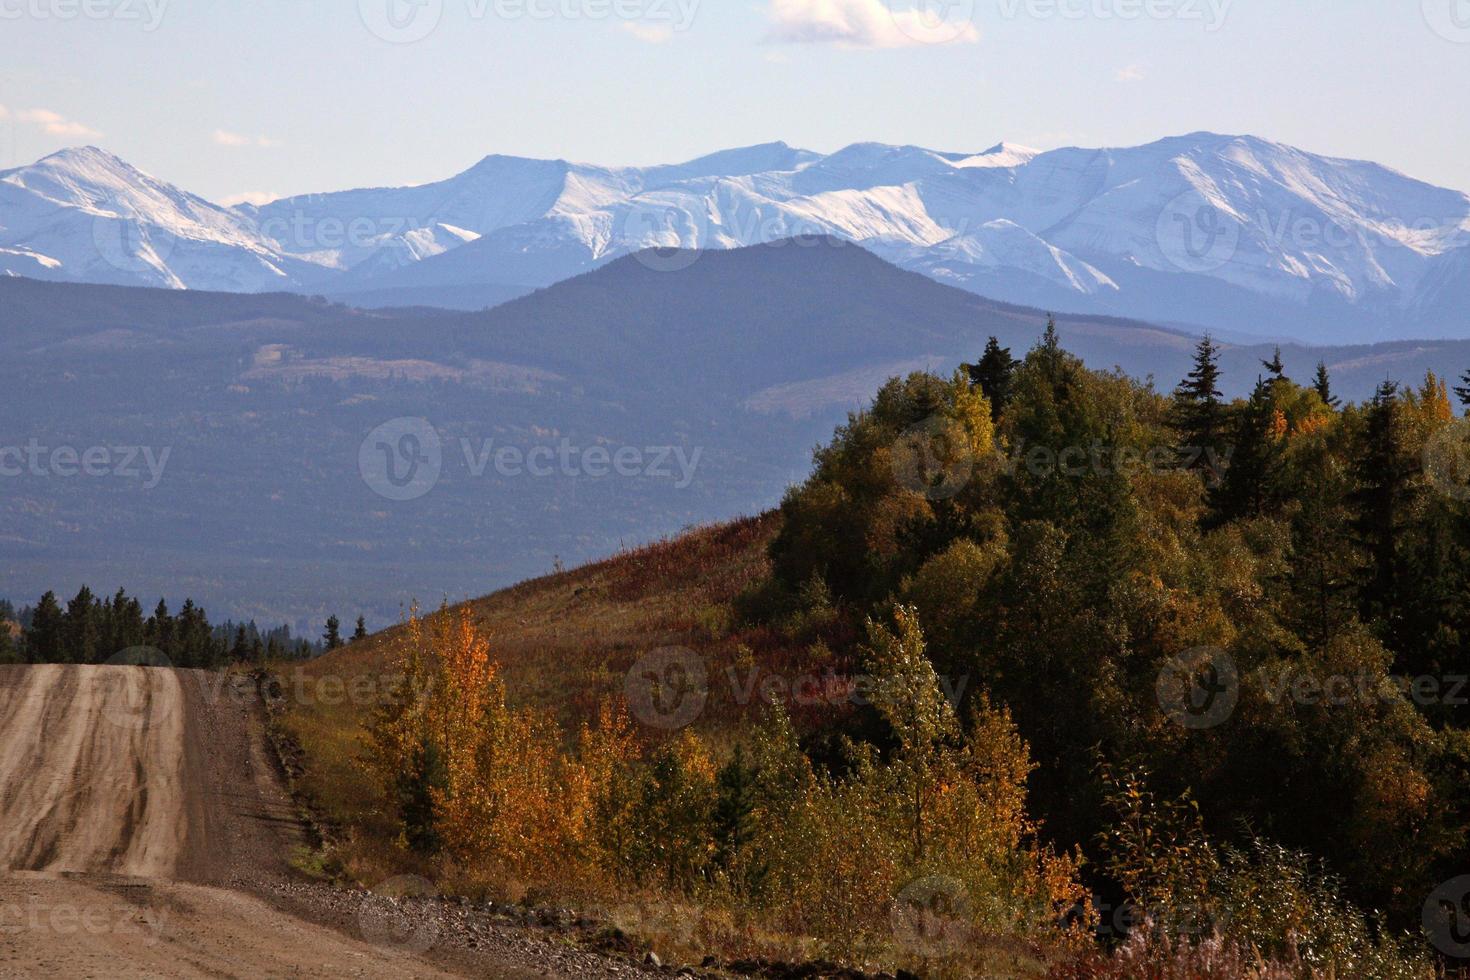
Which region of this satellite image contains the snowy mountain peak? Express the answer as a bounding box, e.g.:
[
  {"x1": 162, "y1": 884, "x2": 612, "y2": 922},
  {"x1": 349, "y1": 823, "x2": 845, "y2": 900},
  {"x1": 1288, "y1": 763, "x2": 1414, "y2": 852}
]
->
[{"x1": 2, "y1": 134, "x2": 1467, "y2": 342}]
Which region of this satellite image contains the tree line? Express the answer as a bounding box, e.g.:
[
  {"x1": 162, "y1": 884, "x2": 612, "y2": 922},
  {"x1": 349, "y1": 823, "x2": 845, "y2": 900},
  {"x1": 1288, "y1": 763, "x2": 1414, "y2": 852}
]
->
[{"x1": 0, "y1": 588, "x2": 369, "y2": 668}]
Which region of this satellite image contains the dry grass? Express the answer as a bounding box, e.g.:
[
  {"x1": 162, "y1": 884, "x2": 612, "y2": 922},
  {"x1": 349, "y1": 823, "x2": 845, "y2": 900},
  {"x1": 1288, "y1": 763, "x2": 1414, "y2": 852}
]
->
[
  {"x1": 275, "y1": 515, "x2": 821, "y2": 867},
  {"x1": 271, "y1": 515, "x2": 1070, "y2": 977}
]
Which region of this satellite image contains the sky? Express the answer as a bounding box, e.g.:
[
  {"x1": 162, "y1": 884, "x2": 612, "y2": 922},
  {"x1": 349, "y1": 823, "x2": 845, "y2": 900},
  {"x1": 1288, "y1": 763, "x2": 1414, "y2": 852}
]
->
[{"x1": 0, "y1": 0, "x2": 1467, "y2": 204}]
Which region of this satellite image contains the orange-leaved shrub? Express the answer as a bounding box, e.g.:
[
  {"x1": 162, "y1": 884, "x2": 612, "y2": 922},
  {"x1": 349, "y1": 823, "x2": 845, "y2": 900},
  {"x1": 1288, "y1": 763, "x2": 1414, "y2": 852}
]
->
[{"x1": 361, "y1": 603, "x2": 1089, "y2": 971}]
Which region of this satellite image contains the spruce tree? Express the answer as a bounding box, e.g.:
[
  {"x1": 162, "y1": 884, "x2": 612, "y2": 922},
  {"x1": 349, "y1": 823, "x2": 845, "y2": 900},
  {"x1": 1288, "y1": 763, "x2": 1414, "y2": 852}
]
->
[
  {"x1": 323, "y1": 615, "x2": 343, "y2": 650},
  {"x1": 1174, "y1": 334, "x2": 1225, "y2": 474},
  {"x1": 968, "y1": 336, "x2": 1017, "y2": 420},
  {"x1": 63, "y1": 586, "x2": 100, "y2": 665},
  {"x1": 713, "y1": 745, "x2": 766, "y2": 893},
  {"x1": 1262, "y1": 346, "x2": 1287, "y2": 381},
  {"x1": 353, "y1": 616, "x2": 369, "y2": 642},
  {"x1": 147, "y1": 599, "x2": 173, "y2": 660},
  {"x1": 27, "y1": 592, "x2": 65, "y2": 664},
  {"x1": 1455, "y1": 369, "x2": 1470, "y2": 411},
  {"x1": 1313, "y1": 361, "x2": 1341, "y2": 409},
  {"x1": 1352, "y1": 381, "x2": 1412, "y2": 630},
  {"x1": 1212, "y1": 375, "x2": 1281, "y2": 523},
  {"x1": 230, "y1": 625, "x2": 250, "y2": 662}
]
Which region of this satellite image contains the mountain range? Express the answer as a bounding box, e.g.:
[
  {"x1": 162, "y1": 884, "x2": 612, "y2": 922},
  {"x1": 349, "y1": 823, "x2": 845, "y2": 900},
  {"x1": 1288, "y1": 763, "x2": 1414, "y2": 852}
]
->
[{"x1": 3, "y1": 134, "x2": 1467, "y2": 344}]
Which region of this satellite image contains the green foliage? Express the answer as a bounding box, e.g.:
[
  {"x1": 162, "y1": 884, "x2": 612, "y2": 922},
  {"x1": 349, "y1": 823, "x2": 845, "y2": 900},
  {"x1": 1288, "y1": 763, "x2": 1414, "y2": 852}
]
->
[
  {"x1": 764, "y1": 331, "x2": 1470, "y2": 965},
  {"x1": 396, "y1": 736, "x2": 447, "y2": 855},
  {"x1": 1097, "y1": 764, "x2": 1218, "y2": 925}
]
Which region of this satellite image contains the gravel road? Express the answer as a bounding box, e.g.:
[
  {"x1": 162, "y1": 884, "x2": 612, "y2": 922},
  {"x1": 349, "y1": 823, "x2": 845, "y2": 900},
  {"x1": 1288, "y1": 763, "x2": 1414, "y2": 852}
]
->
[{"x1": 0, "y1": 664, "x2": 665, "y2": 979}]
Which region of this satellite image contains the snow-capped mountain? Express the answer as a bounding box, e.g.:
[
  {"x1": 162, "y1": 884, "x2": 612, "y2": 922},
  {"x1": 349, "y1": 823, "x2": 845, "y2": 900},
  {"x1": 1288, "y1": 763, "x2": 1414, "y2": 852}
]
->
[
  {"x1": 0, "y1": 147, "x2": 313, "y2": 291},
  {"x1": 3, "y1": 135, "x2": 1468, "y2": 342}
]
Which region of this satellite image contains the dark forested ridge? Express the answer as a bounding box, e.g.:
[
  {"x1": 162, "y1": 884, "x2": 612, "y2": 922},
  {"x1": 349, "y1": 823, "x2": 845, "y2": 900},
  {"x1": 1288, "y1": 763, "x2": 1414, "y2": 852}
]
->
[{"x1": 4, "y1": 242, "x2": 1470, "y2": 628}]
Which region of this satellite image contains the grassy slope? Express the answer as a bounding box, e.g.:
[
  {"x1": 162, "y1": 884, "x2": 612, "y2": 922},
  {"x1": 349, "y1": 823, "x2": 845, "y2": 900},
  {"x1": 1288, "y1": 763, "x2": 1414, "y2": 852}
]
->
[{"x1": 278, "y1": 514, "x2": 815, "y2": 846}]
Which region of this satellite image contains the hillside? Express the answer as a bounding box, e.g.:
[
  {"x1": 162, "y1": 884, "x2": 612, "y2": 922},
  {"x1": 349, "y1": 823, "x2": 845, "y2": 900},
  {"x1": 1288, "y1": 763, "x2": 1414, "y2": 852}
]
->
[{"x1": 280, "y1": 517, "x2": 789, "y2": 842}]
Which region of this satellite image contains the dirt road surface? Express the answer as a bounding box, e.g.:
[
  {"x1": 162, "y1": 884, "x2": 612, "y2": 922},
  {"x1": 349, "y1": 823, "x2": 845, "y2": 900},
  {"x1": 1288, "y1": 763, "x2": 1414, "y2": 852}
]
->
[{"x1": 0, "y1": 665, "x2": 658, "y2": 979}]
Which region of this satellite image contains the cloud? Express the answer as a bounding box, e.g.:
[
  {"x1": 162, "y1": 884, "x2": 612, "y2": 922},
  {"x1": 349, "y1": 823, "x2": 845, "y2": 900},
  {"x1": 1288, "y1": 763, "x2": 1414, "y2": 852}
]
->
[
  {"x1": 218, "y1": 191, "x2": 280, "y2": 208},
  {"x1": 16, "y1": 108, "x2": 102, "y2": 139},
  {"x1": 766, "y1": 0, "x2": 979, "y2": 49},
  {"x1": 1115, "y1": 63, "x2": 1146, "y2": 82},
  {"x1": 0, "y1": 104, "x2": 9, "y2": 120},
  {"x1": 622, "y1": 21, "x2": 674, "y2": 43},
  {"x1": 214, "y1": 129, "x2": 280, "y2": 148}
]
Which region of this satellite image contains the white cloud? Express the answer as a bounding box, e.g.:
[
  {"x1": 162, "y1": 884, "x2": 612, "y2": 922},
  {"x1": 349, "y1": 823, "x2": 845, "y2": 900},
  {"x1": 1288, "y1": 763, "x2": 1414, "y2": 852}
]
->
[
  {"x1": 622, "y1": 21, "x2": 674, "y2": 44},
  {"x1": 766, "y1": 0, "x2": 979, "y2": 49},
  {"x1": 16, "y1": 108, "x2": 102, "y2": 139},
  {"x1": 1115, "y1": 63, "x2": 1146, "y2": 82},
  {"x1": 218, "y1": 191, "x2": 280, "y2": 208},
  {"x1": 214, "y1": 129, "x2": 280, "y2": 148}
]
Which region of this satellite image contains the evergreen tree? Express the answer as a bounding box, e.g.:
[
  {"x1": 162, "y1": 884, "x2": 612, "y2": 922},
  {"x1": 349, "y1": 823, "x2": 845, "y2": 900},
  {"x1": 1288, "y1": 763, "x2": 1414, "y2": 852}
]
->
[
  {"x1": 712, "y1": 744, "x2": 766, "y2": 893},
  {"x1": 353, "y1": 616, "x2": 369, "y2": 642},
  {"x1": 27, "y1": 592, "x2": 65, "y2": 663},
  {"x1": 176, "y1": 599, "x2": 209, "y2": 668},
  {"x1": 1262, "y1": 345, "x2": 1287, "y2": 380},
  {"x1": 968, "y1": 336, "x2": 1017, "y2": 420},
  {"x1": 1173, "y1": 334, "x2": 1226, "y2": 474},
  {"x1": 1211, "y1": 376, "x2": 1283, "y2": 523},
  {"x1": 397, "y1": 737, "x2": 446, "y2": 855},
  {"x1": 63, "y1": 586, "x2": 100, "y2": 665},
  {"x1": 1456, "y1": 369, "x2": 1470, "y2": 412},
  {"x1": 1352, "y1": 381, "x2": 1414, "y2": 631},
  {"x1": 230, "y1": 625, "x2": 250, "y2": 662},
  {"x1": 147, "y1": 599, "x2": 173, "y2": 659},
  {"x1": 1313, "y1": 361, "x2": 1341, "y2": 409},
  {"x1": 0, "y1": 619, "x2": 17, "y2": 665},
  {"x1": 1283, "y1": 435, "x2": 1360, "y2": 652},
  {"x1": 324, "y1": 615, "x2": 343, "y2": 650}
]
